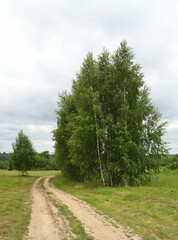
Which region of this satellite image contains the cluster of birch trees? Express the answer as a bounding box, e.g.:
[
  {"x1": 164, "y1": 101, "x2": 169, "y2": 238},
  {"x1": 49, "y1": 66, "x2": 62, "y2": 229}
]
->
[{"x1": 53, "y1": 41, "x2": 168, "y2": 186}]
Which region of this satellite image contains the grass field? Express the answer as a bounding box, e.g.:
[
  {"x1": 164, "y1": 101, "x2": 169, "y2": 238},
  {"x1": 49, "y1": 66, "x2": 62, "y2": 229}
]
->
[
  {"x1": 52, "y1": 171, "x2": 178, "y2": 240},
  {"x1": 0, "y1": 169, "x2": 177, "y2": 240},
  {"x1": 0, "y1": 170, "x2": 59, "y2": 240}
]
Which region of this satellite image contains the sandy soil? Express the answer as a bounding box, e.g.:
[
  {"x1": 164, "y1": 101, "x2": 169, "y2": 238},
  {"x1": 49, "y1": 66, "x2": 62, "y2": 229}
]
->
[
  {"x1": 45, "y1": 177, "x2": 141, "y2": 240},
  {"x1": 25, "y1": 176, "x2": 142, "y2": 240},
  {"x1": 24, "y1": 177, "x2": 74, "y2": 240}
]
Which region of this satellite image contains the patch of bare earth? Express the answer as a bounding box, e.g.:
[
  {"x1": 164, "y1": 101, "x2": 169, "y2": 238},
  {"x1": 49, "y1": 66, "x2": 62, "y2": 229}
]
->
[
  {"x1": 44, "y1": 177, "x2": 142, "y2": 240},
  {"x1": 24, "y1": 177, "x2": 74, "y2": 240}
]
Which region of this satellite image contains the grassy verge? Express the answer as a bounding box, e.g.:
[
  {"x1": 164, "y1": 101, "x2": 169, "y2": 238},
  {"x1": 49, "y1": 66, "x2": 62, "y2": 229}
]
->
[
  {"x1": 0, "y1": 169, "x2": 60, "y2": 177},
  {"x1": 0, "y1": 173, "x2": 35, "y2": 239},
  {"x1": 0, "y1": 170, "x2": 59, "y2": 240},
  {"x1": 52, "y1": 171, "x2": 178, "y2": 240}
]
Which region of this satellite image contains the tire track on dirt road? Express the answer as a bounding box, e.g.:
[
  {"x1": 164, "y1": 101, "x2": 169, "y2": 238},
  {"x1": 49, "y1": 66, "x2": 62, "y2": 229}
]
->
[
  {"x1": 24, "y1": 177, "x2": 74, "y2": 240},
  {"x1": 44, "y1": 177, "x2": 142, "y2": 240}
]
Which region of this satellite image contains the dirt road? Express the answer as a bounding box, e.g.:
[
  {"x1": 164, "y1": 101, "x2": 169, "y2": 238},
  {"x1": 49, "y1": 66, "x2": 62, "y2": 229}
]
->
[
  {"x1": 25, "y1": 177, "x2": 141, "y2": 240},
  {"x1": 24, "y1": 177, "x2": 73, "y2": 240}
]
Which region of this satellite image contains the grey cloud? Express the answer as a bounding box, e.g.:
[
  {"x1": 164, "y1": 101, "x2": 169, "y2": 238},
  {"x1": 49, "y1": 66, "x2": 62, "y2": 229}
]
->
[
  {"x1": 164, "y1": 126, "x2": 178, "y2": 154},
  {"x1": 1, "y1": 0, "x2": 178, "y2": 153},
  {"x1": 0, "y1": 122, "x2": 55, "y2": 153}
]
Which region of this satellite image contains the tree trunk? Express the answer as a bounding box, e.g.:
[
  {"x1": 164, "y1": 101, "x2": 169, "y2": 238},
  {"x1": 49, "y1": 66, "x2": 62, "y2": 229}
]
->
[
  {"x1": 106, "y1": 150, "x2": 113, "y2": 187},
  {"x1": 107, "y1": 128, "x2": 112, "y2": 186},
  {"x1": 108, "y1": 170, "x2": 113, "y2": 187},
  {"x1": 125, "y1": 179, "x2": 128, "y2": 187},
  {"x1": 84, "y1": 173, "x2": 89, "y2": 183},
  {"x1": 91, "y1": 86, "x2": 106, "y2": 186},
  {"x1": 95, "y1": 114, "x2": 105, "y2": 186}
]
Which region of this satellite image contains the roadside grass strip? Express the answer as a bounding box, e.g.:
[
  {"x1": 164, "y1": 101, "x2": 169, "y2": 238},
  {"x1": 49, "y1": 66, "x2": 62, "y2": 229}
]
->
[
  {"x1": 0, "y1": 170, "x2": 60, "y2": 240},
  {"x1": 52, "y1": 172, "x2": 178, "y2": 240},
  {"x1": 40, "y1": 179, "x2": 93, "y2": 240},
  {"x1": 0, "y1": 172, "x2": 35, "y2": 240}
]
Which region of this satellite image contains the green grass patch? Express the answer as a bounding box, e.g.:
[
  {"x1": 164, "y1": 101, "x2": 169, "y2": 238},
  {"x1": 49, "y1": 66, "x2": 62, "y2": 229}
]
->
[
  {"x1": 52, "y1": 171, "x2": 178, "y2": 240},
  {"x1": 0, "y1": 169, "x2": 60, "y2": 177},
  {"x1": 41, "y1": 182, "x2": 93, "y2": 240},
  {"x1": 0, "y1": 173, "x2": 35, "y2": 239},
  {"x1": 52, "y1": 199, "x2": 93, "y2": 240},
  {"x1": 0, "y1": 170, "x2": 59, "y2": 240}
]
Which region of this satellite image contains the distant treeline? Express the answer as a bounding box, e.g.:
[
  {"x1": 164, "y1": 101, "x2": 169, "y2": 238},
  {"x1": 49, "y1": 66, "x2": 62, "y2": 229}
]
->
[
  {"x1": 161, "y1": 154, "x2": 178, "y2": 170},
  {"x1": 0, "y1": 152, "x2": 10, "y2": 169},
  {"x1": 0, "y1": 151, "x2": 58, "y2": 170},
  {"x1": 0, "y1": 152, "x2": 177, "y2": 171},
  {"x1": 0, "y1": 152, "x2": 9, "y2": 162},
  {"x1": 33, "y1": 151, "x2": 58, "y2": 170}
]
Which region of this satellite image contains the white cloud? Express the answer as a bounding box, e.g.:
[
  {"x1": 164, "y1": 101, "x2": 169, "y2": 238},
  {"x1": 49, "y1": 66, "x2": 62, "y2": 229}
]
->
[{"x1": 0, "y1": 123, "x2": 56, "y2": 152}]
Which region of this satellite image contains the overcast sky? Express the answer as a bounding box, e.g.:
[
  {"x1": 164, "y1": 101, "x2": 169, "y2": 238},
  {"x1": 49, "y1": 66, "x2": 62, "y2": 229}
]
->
[{"x1": 0, "y1": 0, "x2": 178, "y2": 154}]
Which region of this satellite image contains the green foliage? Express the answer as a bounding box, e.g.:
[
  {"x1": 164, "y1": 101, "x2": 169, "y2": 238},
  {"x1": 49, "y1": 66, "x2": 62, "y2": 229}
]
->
[
  {"x1": 11, "y1": 130, "x2": 36, "y2": 175},
  {"x1": 8, "y1": 156, "x2": 13, "y2": 170},
  {"x1": 34, "y1": 151, "x2": 58, "y2": 170},
  {"x1": 160, "y1": 155, "x2": 174, "y2": 166},
  {"x1": 172, "y1": 153, "x2": 178, "y2": 162},
  {"x1": 0, "y1": 153, "x2": 9, "y2": 169},
  {"x1": 160, "y1": 154, "x2": 178, "y2": 170},
  {"x1": 166, "y1": 154, "x2": 178, "y2": 170},
  {"x1": 53, "y1": 41, "x2": 168, "y2": 186},
  {"x1": 0, "y1": 160, "x2": 8, "y2": 169},
  {"x1": 0, "y1": 152, "x2": 9, "y2": 162}
]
